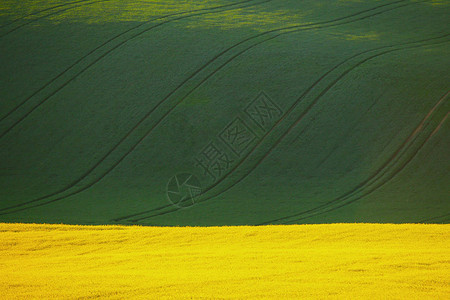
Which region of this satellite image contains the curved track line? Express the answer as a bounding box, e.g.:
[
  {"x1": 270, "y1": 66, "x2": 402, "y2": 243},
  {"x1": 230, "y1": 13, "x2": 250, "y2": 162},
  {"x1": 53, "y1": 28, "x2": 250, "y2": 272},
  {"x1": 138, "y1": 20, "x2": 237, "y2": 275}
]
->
[
  {"x1": 127, "y1": 38, "x2": 449, "y2": 223},
  {"x1": 0, "y1": 0, "x2": 98, "y2": 28},
  {"x1": 279, "y1": 91, "x2": 449, "y2": 224},
  {"x1": 266, "y1": 91, "x2": 449, "y2": 225},
  {"x1": 0, "y1": 0, "x2": 271, "y2": 211},
  {"x1": 283, "y1": 108, "x2": 449, "y2": 224},
  {"x1": 112, "y1": 3, "x2": 441, "y2": 223},
  {"x1": 418, "y1": 213, "x2": 450, "y2": 223},
  {"x1": 313, "y1": 91, "x2": 387, "y2": 169},
  {"x1": 106, "y1": 2, "x2": 421, "y2": 222},
  {"x1": 107, "y1": 1, "x2": 418, "y2": 222},
  {"x1": 0, "y1": 0, "x2": 422, "y2": 216},
  {"x1": 113, "y1": 203, "x2": 174, "y2": 222},
  {"x1": 0, "y1": 0, "x2": 405, "y2": 132},
  {"x1": 430, "y1": 111, "x2": 448, "y2": 137},
  {"x1": 199, "y1": 43, "x2": 449, "y2": 225},
  {"x1": 0, "y1": 0, "x2": 112, "y2": 38},
  {"x1": 131, "y1": 37, "x2": 449, "y2": 223},
  {"x1": 0, "y1": 0, "x2": 267, "y2": 132}
]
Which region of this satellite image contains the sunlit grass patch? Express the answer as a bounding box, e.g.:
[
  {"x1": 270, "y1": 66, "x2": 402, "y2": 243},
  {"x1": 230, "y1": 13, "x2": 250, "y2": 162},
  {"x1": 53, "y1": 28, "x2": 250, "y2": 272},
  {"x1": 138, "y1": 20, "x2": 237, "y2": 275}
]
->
[
  {"x1": 0, "y1": 0, "x2": 309, "y2": 30},
  {"x1": 0, "y1": 0, "x2": 228, "y2": 23}
]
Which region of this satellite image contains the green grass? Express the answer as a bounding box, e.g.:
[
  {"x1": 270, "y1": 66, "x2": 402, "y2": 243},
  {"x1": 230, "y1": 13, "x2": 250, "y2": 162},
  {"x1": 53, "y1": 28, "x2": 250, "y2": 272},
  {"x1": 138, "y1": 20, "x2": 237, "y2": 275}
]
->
[{"x1": 0, "y1": 0, "x2": 449, "y2": 225}]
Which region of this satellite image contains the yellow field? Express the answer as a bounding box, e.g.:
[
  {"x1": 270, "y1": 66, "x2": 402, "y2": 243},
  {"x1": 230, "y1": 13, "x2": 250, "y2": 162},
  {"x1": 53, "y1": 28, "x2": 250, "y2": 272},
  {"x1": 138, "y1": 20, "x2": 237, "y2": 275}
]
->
[{"x1": 0, "y1": 223, "x2": 448, "y2": 299}]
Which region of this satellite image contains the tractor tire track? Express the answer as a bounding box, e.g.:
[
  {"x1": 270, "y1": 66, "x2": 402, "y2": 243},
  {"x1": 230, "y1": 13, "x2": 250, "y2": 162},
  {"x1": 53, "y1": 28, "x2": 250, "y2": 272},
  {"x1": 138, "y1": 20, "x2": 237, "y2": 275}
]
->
[
  {"x1": 313, "y1": 90, "x2": 387, "y2": 169},
  {"x1": 282, "y1": 106, "x2": 449, "y2": 224},
  {"x1": 129, "y1": 36, "x2": 448, "y2": 223},
  {"x1": 0, "y1": 0, "x2": 268, "y2": 132},
  {"x1": 0, "y1": 0, "x2": 272, "y2": 212},
  {"x1": 131, "y1": 36, "x2": 448, "y2": 223},
  {"x1": 111, "y1": 1, "x2": 420, "y2": 222},
  {"x1": 129, "y1": 112, "x2": 320, "y2": 223},
  {"x1": 200, "y1": 42, "x2": 449, "y2": 226},
  {"x1": 0, "y1": 0, "x2": 112, "y2": 38},
  {"x1": 277, "y1": 91, "x2": 449, "y2": 224},
  {"x1": 418, "y1": 213, "x2": 450, "y2": 223},
  {"x1": 0, "y1": 0, "x2": 405, "y2": 132},
  {"x1": 430, "y1": 111, "x2": 448, "y2": 137},
  {"x1": 0, "y1": 0, "x2": 99, "y2": 28},
  {"x1": 0, "y1": 0, "x2": 420, "y2": 216},
  {"x1": 110, "y1": 1, "x2": 433, "y2": 223},
  {"x1": 264, "y1": 91, "x2": 449, "y2": 225}
]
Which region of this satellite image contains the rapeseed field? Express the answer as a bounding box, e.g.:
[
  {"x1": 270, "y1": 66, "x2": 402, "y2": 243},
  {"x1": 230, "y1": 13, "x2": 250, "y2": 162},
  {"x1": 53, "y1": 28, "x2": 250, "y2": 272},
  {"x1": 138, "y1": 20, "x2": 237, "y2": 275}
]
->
[{"x1": 1, "y1": 223, "x2": 448, "y2": 299}]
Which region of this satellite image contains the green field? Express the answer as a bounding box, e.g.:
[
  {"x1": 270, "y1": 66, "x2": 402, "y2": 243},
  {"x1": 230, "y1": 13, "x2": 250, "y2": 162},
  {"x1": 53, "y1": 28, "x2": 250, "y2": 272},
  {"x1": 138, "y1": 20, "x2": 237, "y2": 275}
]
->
[{"x1": 0, "y1": 0, "x2": 449, "y2": 225}]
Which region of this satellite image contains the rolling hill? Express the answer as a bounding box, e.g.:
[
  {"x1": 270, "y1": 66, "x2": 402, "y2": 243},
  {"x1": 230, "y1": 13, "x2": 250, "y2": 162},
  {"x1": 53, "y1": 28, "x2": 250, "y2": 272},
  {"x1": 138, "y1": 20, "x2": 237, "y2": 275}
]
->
[{"x1": 0, "y1": 0, "x2": 449, "y2": 225}]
